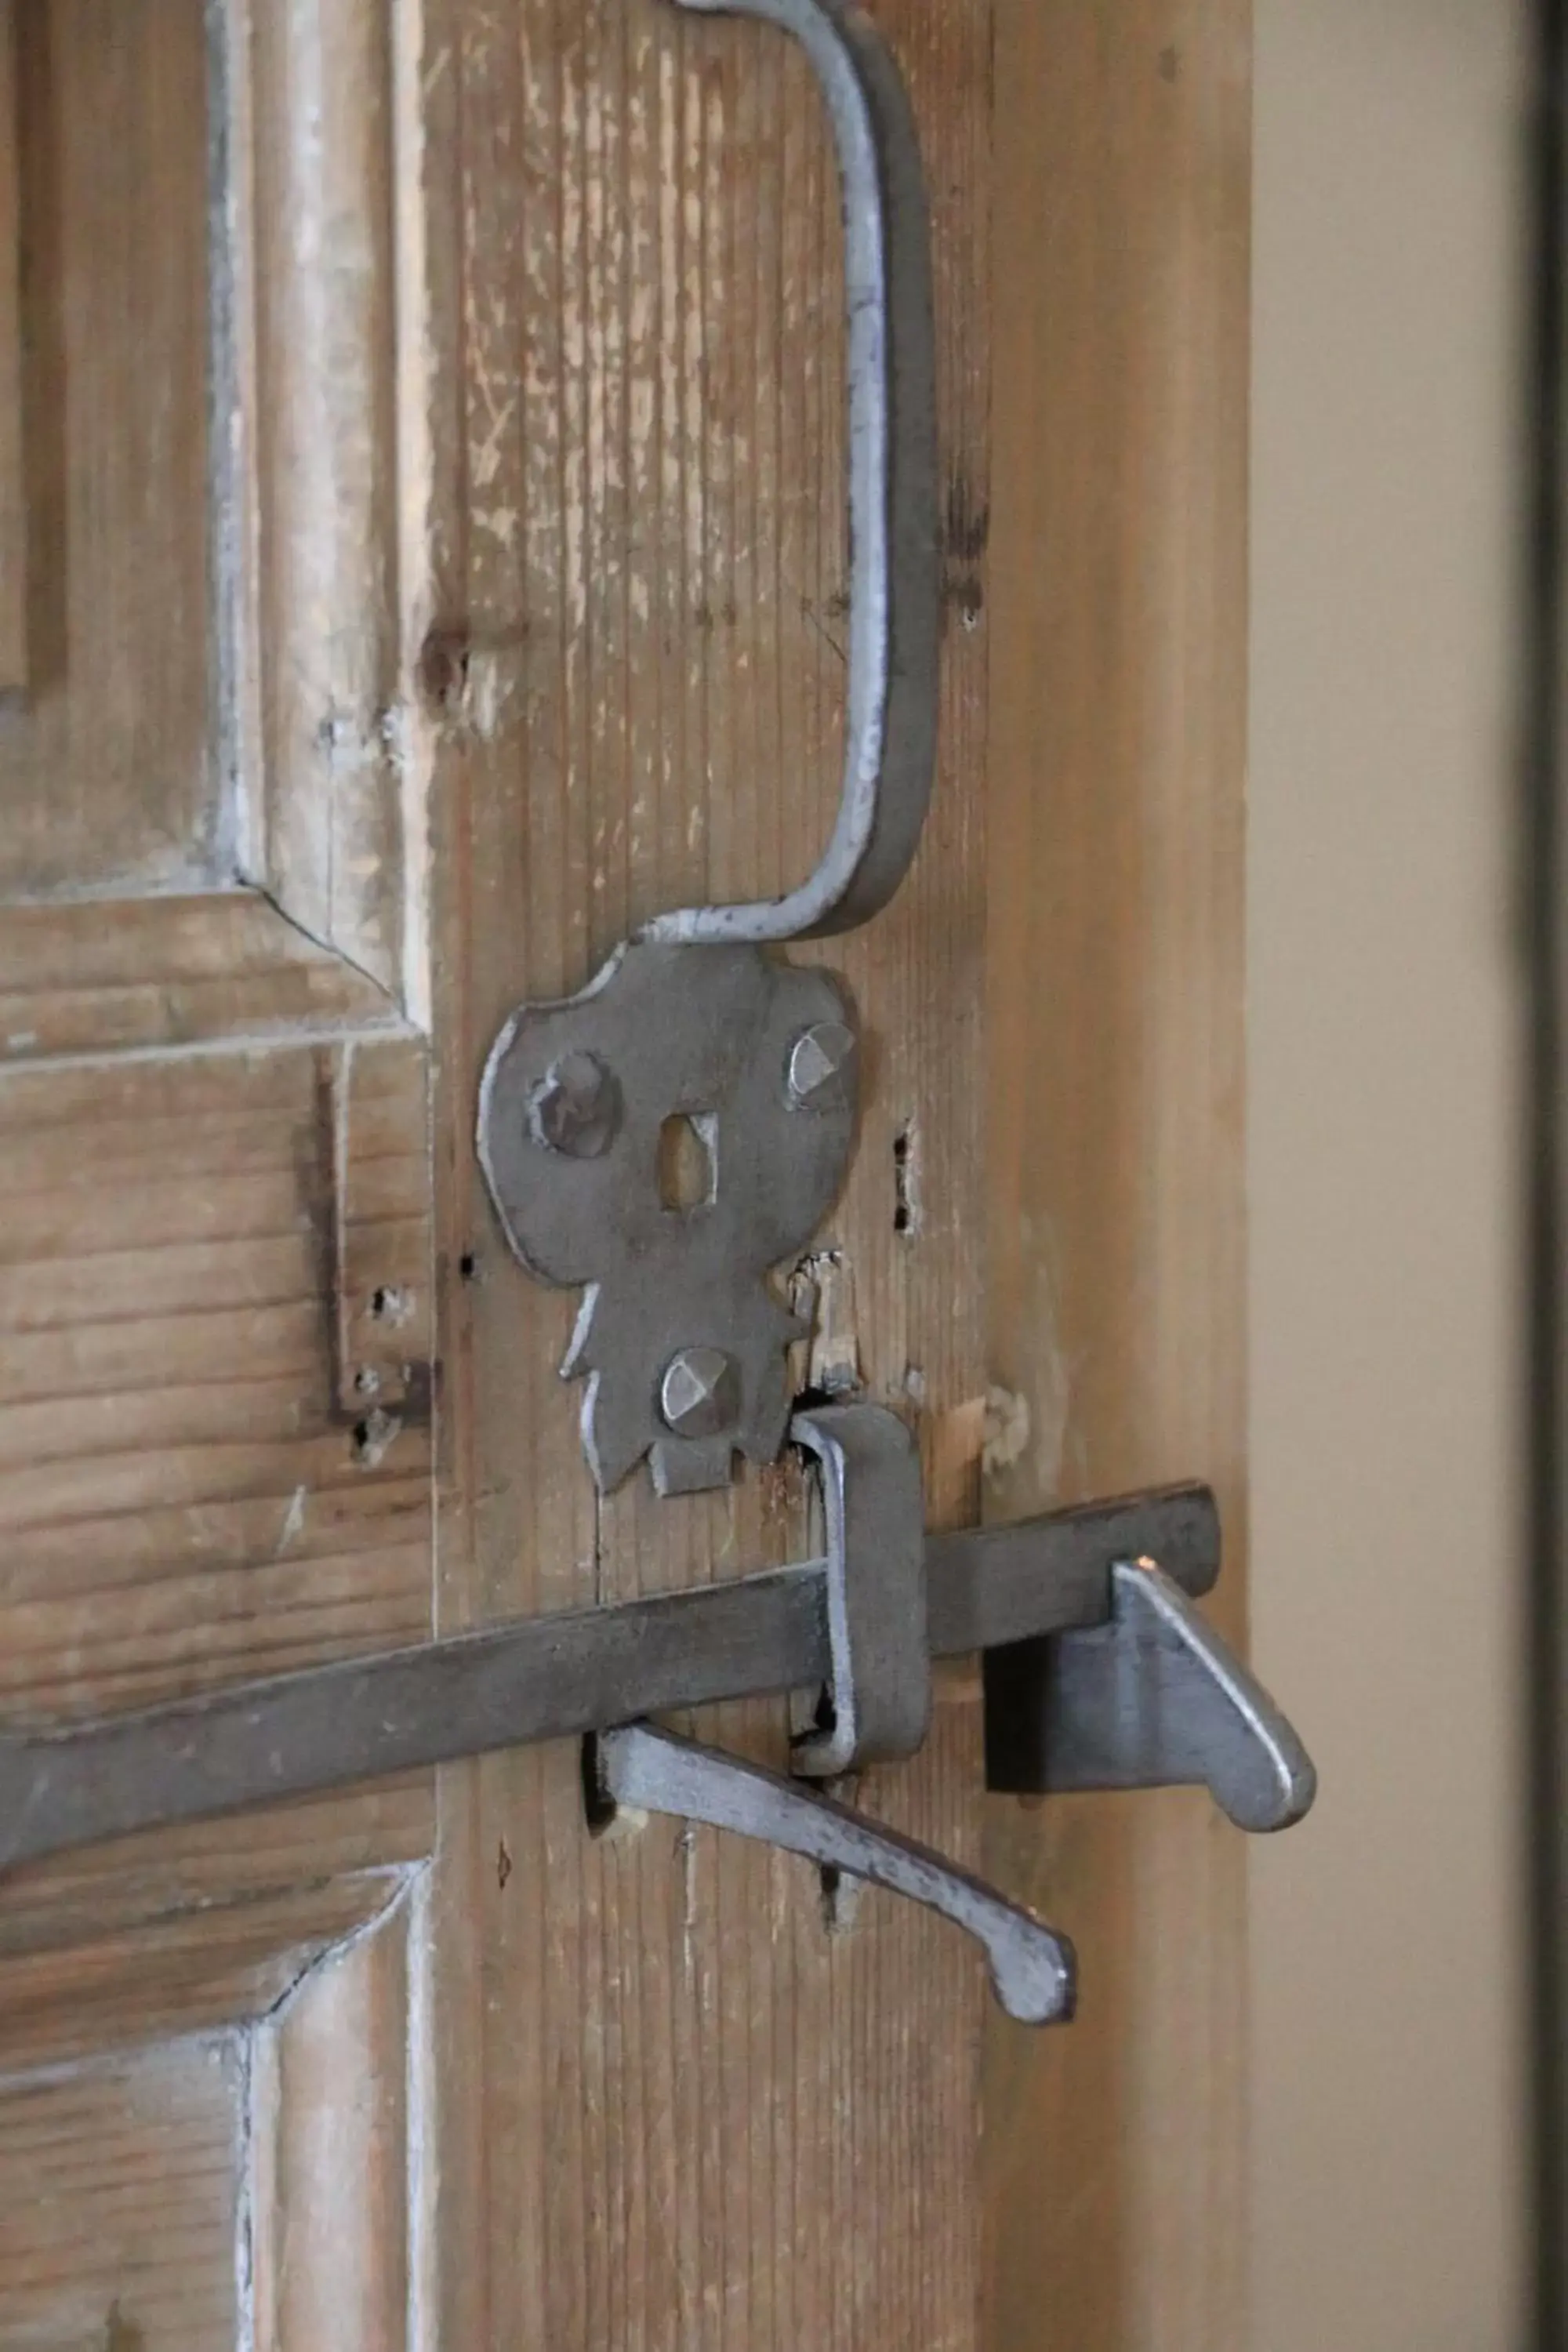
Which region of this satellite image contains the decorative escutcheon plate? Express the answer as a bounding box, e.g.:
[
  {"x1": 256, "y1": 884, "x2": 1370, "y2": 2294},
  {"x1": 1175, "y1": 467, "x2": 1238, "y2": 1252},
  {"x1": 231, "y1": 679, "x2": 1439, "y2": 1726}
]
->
[{"x1": 477, "y1": 940, "x2": 857, "y2": 1494}]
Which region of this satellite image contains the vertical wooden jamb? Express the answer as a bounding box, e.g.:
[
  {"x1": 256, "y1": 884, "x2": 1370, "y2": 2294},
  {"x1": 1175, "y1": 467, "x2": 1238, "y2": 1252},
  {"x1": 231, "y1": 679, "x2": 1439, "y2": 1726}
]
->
[
  {"x1": 0, "y1": 2, "x2": 26, "y2": 696},
  {"x1": 419, "y1": 0, "x2": 996, "y2": 2341},
  {"x1": 247, "y1": 0, "x2": 405, "y2": 994},
  {"x1": 983, "y1": 5, "x2": 1251, "y2": 2348}
]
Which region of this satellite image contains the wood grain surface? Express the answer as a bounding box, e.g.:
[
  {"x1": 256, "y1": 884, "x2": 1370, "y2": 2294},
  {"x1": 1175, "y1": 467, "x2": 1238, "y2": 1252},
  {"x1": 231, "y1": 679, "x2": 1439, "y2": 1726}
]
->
[
  {"x1": 0, "y1": 0, "x2": 213, "y2": 898},
  {"x1": 0, "y1": 1034, "x2": 436, "y2": 2070},
  {"x1": 0, "y1": 895, "x2": 399, "y2": 1063},
  {"x1": 0, "y1": 3, "x2": 1253, "y2": 2339},
  {"x1": 0, "y1": 0, "x2": 443, "y2": 2318},
  {"x1": 246, "y1": 0, "x2": 408, "y2": 989},
  {"x1": 982, "y1": 5, "x2": 1252, "y2": 2347},
  {"x1": 251, "y1": 1894, "x2": 419, "y2": 2351},
  {"x1": 0, "y1": 2037, "x2": 244, "y2": 2350},
  {"x1": 417, "y1": 0, "x2": 995, "y2": 2341},
  {"x1": 0, "y1": 2, "x2": 25, "y2": 697}
]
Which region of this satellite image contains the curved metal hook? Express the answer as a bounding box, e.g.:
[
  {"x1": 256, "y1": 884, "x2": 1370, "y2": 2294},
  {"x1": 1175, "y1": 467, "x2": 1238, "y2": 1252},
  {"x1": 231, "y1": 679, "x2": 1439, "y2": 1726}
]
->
[
  {"x1": 1000, "y1": 1559, "x2": 1319, "y2": 1834},
  {"x1": 640, "y1": 0, "x2": 939, "y2": 946}
]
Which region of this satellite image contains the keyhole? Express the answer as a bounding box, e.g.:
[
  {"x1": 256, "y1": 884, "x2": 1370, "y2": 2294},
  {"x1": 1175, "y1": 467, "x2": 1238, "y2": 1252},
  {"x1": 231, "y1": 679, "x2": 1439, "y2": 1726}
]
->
[{"x1": 657, "y1": 1112, "x2": 717, "y2": 1212}]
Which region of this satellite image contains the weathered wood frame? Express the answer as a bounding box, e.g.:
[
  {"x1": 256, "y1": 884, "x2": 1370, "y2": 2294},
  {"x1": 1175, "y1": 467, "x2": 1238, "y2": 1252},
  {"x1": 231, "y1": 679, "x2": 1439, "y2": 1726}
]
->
[
  {"x1": 0, "y1": 6, "x2": 25, "y2": 697},
  {"x1": 0, "y1": 9, "x2": 437, "y2": 2328},
  {"x1": 0, "y1": 0, "x2": 428, "y2": 1060},
  {"x1": 0, "y1": 2, "x2": 1254, "y2": 2339}
]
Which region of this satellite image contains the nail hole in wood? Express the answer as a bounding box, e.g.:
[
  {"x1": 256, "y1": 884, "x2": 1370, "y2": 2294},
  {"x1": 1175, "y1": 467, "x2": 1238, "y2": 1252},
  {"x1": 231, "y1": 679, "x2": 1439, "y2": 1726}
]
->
[
  {"x1": 351, "y1": 1408, "x2": 400, "y2": 1468},
  {"x1": 894, "y1": 1122, "x2": 921, "y2": 1237}
]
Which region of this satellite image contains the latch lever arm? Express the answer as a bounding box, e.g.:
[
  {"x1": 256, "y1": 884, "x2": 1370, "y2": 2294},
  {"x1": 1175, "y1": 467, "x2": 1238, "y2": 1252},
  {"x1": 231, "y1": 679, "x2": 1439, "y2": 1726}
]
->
[{"x1": 594, "y1": 1721, "x2": 1076, "y2": 2026}]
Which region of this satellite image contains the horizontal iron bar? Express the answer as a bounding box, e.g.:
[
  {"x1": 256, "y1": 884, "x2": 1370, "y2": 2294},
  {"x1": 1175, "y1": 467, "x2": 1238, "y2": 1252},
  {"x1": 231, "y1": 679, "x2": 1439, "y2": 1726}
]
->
[{"x1": 0, "y1": 1483, "x2": 1218, "y2": 1877}]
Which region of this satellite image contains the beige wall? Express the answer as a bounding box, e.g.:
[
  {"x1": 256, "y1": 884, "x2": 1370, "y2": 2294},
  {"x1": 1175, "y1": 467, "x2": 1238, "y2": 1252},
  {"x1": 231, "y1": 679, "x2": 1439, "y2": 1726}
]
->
[{"x1": 1249, "y1": 4, "x2": 1526, "y2": 2345}]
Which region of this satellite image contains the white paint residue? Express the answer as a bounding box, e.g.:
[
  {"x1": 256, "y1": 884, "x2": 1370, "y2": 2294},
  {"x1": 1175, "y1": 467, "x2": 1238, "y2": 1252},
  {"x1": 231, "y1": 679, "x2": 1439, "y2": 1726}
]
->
[
  {"x1": 983, "y1": 1221, "x2": 1076, "y2": 1499},
  {"x1": 678, "y1": 1820, "x2": 698, "y2": 1990},
  {"x1": 461, "y1": 648, "x2": 511, "y2": 743},
  {"x1": 982, "y1": 1387, "x2": 1032, "y2": 1479},
  {"x1": 274, "y1": 1484, "x2": 308, "y2": 1558}
]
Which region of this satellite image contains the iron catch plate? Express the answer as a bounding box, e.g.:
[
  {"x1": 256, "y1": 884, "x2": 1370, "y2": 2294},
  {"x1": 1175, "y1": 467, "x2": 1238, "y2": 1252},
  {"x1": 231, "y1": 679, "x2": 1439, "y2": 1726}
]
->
[{"x1": 479, "y1": 943, "x2": 855, "y2": 1496}]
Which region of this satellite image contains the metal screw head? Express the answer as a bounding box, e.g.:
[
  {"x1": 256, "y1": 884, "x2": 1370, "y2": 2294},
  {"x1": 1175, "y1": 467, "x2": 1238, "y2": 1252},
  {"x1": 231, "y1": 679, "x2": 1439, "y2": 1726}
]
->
[
  {"x1": 527, "y1": 1050, "x2": 620, "y2": 1158},
  {"x1": 659, "y1": 1347, "x2": 741, "y2": 1439},
  {"x1": 786, "y1": 1020, "x2": 857, "y2": 1112}
]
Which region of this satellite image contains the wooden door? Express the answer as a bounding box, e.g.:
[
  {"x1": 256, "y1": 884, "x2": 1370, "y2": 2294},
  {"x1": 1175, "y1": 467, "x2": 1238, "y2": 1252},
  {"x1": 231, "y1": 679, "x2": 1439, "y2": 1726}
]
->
[{"x1": 0, "y1": 3, "x2": 1248, "y2": 2347}]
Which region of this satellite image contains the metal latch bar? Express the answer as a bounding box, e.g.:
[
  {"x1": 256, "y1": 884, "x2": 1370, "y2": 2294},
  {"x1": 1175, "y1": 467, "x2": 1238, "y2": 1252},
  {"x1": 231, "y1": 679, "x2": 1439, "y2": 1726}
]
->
[{"x1": 0, "y1": 1483, "x2": 1218, "y2": 1879}]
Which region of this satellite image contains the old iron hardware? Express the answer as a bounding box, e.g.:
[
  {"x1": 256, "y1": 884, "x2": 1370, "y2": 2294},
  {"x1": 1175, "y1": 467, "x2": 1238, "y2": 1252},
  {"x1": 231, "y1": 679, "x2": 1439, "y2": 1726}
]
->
[
  {"x1": 480, "y1": 946, "x2": 859, "y2": 1497},
  {"x1": 986, "y1": 1558, "x2": 1318, "y2": 1827},
  {"x1": 477, "y1": 0, "x2": 939, "y2": 1497},
  {"x1": 467, "y1": 0, "x2": 1315, "y2": 2007},
  {"x1": 0, "y1": 1415, "x2": 1314, "y2": 2023},
  {"x1": 0, "y1": 6, "x2": 1315, "y2": 2042},
  {"x1": 0, "y1": 1461, "x2": 1218, "y2": 1879},
  {"x1": 587, "y1": 1408, "x2": 1311, "y2": 2022},
  {"x1": 790, "y1": 1403, "x2": 931, "y2": 1777},
  {"x1": 593, "y1": 1722, "x2": 1077, "y2": 2027}
]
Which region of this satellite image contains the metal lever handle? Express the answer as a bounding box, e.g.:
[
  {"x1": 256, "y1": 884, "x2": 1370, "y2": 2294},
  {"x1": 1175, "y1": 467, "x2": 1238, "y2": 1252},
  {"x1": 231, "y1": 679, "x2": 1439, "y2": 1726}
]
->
[
  {"x1": 641, "y1": 0, "x2": 938, "y2": 944},
  {"x1": 593, "y1": 1720, "x2": 1076, "y2": 2025},
  {"x1": 987, "y1": 1557, "x2": 1319, "y2": 1831}
]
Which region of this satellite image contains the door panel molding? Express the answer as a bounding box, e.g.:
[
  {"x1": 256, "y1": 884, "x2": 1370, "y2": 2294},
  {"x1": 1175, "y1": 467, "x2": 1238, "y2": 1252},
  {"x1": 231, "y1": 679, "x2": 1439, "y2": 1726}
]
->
[
  {"x1": 0, "y1": 892, "x2": 403, "y2": 1067},
  {"x1": 0, "y1": 0, "x2": 426, "y2": 1024},
  {"x1": 220, "y1": 0, "x2": 420, "y2": 1000},
  {"x1": 0, "y1": 4, "x2": 441, "y2": 2103},
  {"x1": 0, "y1": 5, "x2": 25, "y2": 699},
  {"x1": 0, "y1": 1036, "x2": 436, "y2": 2074},
  {"x1": 249, "y1": 1889, "x2": 423, "y2": 2352}
]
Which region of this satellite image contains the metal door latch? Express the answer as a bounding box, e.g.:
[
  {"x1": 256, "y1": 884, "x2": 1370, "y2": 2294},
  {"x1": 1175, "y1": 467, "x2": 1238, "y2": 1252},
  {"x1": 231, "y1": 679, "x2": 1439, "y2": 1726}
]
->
[
  {"x1": 0, "y1": 1406, "x2": 1314, "y2": 2025},
  {"x1": 469, "y1": 0, "x2": 1316, "y2": 2012},
  {"x1": 0, "y1": 2, "x2": 1316, "y2": 2034},
  {"x1": 477, "y1": 0, "x2": 938, "y2": 1497},
  {"x1": 589, "y1": 1404, "x2": 1314, "y2": 2023}
]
